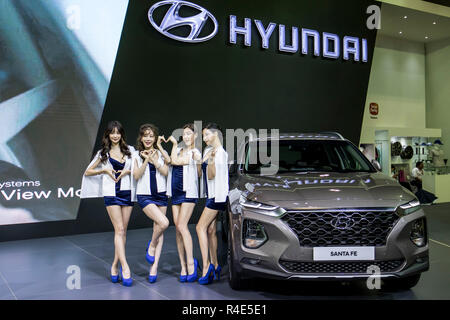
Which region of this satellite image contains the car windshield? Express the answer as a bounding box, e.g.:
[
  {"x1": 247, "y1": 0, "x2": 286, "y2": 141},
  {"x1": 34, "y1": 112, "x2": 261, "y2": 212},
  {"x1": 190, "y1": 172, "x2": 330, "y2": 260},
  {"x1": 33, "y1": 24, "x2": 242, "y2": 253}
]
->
[{"x1": 244, "y1": 139, "x2": 375, "y2": 174}]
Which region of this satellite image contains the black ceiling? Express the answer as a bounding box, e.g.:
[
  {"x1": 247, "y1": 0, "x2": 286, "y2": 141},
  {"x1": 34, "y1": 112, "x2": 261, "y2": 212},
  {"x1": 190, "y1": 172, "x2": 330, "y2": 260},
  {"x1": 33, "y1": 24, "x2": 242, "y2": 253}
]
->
[{"x1": 423, "y1": 0, "x2": 450, "y2": 8}]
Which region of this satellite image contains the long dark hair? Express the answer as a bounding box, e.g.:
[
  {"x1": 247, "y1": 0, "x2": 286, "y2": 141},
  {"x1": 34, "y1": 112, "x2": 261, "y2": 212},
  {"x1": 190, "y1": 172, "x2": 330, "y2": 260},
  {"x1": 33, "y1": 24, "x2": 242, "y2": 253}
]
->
[
  {"x1": 203, "y1": 122, "x2": 222, "y2": 134},
  {"x1": 202, "y1": 122, "x2": 223, "y2": 149},
  {"x1": 136, "y1": 123, "x2": 159, "y2": 160},
  {"x1": 100, "y1": 121, "x2": 131, "y2": 163},
  {"x1": 183, "y1": 123, "x2": 195, "y2": 132}
]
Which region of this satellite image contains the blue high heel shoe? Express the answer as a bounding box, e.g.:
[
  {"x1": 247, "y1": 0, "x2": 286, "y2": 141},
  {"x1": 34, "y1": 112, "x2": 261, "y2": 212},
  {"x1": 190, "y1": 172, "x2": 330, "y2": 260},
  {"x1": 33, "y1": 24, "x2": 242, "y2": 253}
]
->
[
  {"x1": 146, "y1": 240, "x2": 155, "y2": 264},
  {"x1": 110, "y1": 273, "x2": 119, "y2": 283},
  {"x1": 214, "y1": 265, "x2": 222, "y2": 281},
  {"x1": 148, "y1": 274, "x2": 157, "y2": 283},
  {"x1": 198, "y1": 263, "x2": 214, "y2": 285},
  {"x1": 179, "y1": 274, "x2": 187, "y2": 282},
  {"x1": 119, "y1": 266, "x2": 133, "y2": 287},
  {"x1": 186, "y1": 258, "x2": 199, "y2": 283}
]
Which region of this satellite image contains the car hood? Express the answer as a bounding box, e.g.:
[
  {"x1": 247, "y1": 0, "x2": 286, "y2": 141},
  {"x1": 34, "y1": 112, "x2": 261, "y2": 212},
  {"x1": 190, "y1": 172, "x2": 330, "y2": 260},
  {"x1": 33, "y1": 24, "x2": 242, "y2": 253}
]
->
[{"x1": 237, "y1": 171, "x2": 416, "y2": 210}]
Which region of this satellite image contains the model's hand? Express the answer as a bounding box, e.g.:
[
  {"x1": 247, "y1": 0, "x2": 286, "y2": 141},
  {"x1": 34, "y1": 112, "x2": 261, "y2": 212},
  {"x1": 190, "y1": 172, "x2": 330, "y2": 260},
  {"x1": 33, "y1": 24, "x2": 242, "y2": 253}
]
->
[
  {"x1": 167, "y1": 136, "x2": 177, "y2": 144},
  {"x1": 104, "y1": 168, "x2": 117, "y2": 182},
  {"x1": 149, "y1": 149, "x2": 159, "y2": 165},
  {"x1": 140, "y1": 150, "x2": 150, "y2": 160},
  {"x1": 157, "y1": 136, "x2": 166, "y2": 146},
  {"x1": 192, "y1": 150, "x2": 201, "y2": 162},
  {"x1": 115, "y1": 169, "x2": 130, "y2": 182},
  {"x1": 208, "y1": 148, "x2": 216, "y2": 164}
]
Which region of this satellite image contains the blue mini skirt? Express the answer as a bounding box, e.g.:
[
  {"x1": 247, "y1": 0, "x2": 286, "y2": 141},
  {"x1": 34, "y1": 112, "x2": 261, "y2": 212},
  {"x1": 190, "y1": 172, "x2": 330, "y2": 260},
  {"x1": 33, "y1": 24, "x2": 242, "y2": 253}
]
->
[
  {"x1": 137, "y1": 193, "x2": 168, "y2": 208},
  {"x1": 205, "y1": 197, "x2": 228, "y2": 211},
  {"x1": 104, "y1": 191, "x2": 132, "y2": 207},
  {"x1": 171, "y1": 165, "x2": 197, "y2": 205}
]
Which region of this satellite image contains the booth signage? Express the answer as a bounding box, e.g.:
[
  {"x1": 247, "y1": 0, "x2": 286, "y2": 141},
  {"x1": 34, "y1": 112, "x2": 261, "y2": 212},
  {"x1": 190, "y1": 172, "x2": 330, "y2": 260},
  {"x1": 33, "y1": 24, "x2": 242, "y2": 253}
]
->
[{"x1": 148, "y1": 0, "x2": 369, "y2": 62}]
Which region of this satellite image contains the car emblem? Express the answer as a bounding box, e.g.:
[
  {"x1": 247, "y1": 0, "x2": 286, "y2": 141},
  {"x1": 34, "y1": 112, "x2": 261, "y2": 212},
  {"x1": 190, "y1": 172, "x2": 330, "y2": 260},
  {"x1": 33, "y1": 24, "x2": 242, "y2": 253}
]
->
[
  {"x1": 330, "y1": 215, "x2": 355, "y2": 230},
  {"x1": 148, "y1": 0, "x2": 219, "y2": 43}
]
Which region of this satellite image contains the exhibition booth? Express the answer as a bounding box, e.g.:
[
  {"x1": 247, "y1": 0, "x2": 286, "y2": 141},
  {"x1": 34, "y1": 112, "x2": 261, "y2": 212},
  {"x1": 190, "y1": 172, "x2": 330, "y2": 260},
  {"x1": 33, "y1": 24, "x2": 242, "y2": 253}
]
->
[
  {"x1": 0, "y1": 0, "x2": 449, "y2": 302},
  {"x1": 359, "y1": 2, "x2": 450, "y2": 203}
]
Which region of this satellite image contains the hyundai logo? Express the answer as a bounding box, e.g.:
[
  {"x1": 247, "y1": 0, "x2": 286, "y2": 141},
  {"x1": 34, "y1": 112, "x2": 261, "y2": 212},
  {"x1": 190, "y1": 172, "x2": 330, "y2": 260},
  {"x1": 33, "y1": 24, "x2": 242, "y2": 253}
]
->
[
  {"x1": 330, "y1": 215, "x2": 355, "y2": 230},
  {"x1": 148, "y1": 0, "x2": 218, "y2": 43}
]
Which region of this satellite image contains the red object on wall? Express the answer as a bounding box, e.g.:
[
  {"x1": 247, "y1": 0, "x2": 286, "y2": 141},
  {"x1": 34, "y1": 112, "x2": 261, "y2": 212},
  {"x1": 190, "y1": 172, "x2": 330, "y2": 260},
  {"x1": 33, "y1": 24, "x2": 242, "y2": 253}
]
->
[{"x1": 369, "y1": 103, "x2": 379, "y2": 115}]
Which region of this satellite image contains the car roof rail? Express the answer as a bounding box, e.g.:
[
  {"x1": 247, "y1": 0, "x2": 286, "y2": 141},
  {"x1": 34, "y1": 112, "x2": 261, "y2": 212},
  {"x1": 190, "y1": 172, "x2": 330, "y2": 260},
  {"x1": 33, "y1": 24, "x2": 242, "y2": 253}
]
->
[{"x1": 320, "y1": 132, "x2": 345, "y2": 140}]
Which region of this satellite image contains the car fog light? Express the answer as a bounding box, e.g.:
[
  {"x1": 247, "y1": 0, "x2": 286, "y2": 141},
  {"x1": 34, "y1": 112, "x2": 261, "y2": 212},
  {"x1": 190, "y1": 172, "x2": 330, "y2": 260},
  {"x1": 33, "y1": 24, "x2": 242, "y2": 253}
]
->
[
  {"x1": 410, "y1": 218, "x2": 427, "y2": 247},
  {"x1": 415, "y1": 257, "x2": 425, "y2": 263},
  {"x1": 241, "y1": 258, "x2": 261, "y2": 265},
  {"x1": 243, "y1": 219, "x2": 268, "y2": 249}
]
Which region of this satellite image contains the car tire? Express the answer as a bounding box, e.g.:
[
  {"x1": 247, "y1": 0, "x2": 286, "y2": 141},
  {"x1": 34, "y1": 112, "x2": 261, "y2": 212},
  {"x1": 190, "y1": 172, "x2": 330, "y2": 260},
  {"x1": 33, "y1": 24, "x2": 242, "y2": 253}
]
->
[
  {"x1": 227, "y1": 224, "x2": 247, "y2": 290},
  {"x1": 384, "y1": 274, "x2": 421, "y2": 290}
]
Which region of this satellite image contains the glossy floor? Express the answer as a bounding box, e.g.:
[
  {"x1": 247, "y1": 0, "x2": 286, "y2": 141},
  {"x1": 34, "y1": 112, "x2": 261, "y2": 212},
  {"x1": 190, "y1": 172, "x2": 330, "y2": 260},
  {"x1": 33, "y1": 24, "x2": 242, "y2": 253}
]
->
[{"x1": 0, "y1": 204, "x2": 449, "y2": 300}]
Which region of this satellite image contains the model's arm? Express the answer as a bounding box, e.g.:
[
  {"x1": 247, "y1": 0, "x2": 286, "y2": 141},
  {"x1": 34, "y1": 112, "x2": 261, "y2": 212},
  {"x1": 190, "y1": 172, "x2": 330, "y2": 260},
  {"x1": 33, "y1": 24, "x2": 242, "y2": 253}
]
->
[
  {"x1": 85, "y1": 157, "x2": 116, "y2": 181},
  {"x1": 157, "y1": 136, "x2": 171, "y2": 164},
  {"x1": 192, "y1": 150, "x2": 202, "y2": 177},
  {"x1": 167, "y1": 136, "x2": 190, "y2": 166},
  {"x1": 207, "y1": 149, "x2": 216, "y2": 180},
  {"x1": 84, "y1": 157, "x2": 103, "y2": 176},
  {"x1": 133, "y1": 154, "x2": 149, "y2": 180},
  {"x1": 151, "y1": 150, "x2": 169, "y2": 177}
]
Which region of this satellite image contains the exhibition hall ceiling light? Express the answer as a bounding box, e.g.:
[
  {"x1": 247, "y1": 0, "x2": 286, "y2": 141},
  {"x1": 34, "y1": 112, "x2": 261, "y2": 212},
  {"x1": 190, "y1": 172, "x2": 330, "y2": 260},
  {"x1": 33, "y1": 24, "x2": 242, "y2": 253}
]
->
[
  {"x1": 399, "y1": 12, "x2": 435, "y2": 41},
  {"x1": 380, "y1": 3, "x2": 449, "y2": 42}
]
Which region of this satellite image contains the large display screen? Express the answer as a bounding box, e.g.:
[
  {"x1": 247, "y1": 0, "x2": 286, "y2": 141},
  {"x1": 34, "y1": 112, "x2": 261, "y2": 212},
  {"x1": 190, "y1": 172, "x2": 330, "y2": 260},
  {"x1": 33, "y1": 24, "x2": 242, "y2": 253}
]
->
[{"x1": 0, "y1": 0, "x2": 129, "y2": 225}]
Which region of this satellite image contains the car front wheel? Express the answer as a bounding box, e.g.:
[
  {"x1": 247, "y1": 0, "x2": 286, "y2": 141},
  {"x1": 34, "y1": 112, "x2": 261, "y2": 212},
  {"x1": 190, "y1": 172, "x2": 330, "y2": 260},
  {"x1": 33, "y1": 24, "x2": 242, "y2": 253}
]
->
[{"x1": 227, "y1": 225, "x2": 247, "y2": 290}]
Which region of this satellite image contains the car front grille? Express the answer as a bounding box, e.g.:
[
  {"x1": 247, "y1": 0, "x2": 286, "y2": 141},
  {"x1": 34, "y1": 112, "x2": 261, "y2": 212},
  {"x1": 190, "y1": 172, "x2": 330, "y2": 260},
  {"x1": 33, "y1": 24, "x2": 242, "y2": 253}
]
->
[
  {"x1": 281, "y1": 209, "x2": 399, "y2": 247},
  {"x1": 279, "y1": 259, "x2": 405, "y2": 274}
]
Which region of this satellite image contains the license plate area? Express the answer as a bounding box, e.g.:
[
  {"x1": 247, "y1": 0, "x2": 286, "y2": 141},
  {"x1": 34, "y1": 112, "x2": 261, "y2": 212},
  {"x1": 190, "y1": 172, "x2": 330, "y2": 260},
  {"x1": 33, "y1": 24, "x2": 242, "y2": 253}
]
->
[{"x1": 313, "y1": 247, "x2": 375, "y2": 261}]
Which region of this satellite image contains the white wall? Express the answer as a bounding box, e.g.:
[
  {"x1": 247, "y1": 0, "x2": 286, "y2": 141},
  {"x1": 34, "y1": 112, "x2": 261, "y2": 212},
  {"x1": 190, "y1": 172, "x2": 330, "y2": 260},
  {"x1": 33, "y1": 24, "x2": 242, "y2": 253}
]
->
[
  {"x1": 361, "y1": 35, "x2": 426, "y2": 134},
  {"x1": 425, "y1": 37, "x2": 450, "y2": 160}
]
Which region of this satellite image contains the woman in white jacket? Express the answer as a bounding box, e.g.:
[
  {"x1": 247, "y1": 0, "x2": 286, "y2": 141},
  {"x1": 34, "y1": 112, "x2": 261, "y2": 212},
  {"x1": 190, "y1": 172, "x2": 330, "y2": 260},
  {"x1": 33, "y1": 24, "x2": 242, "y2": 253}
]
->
[
  {"x1": 81, "y1": 120, "x2": 135, "y2": 286},
  {"x1": 196, "y1": 123, "x2": 229, "y2": 285},
  {"x1": 166, "y1": 123, "x2": 202, "y2": 282},
  {"x1": 132, "y1": 124, "x2": 170, "y2": 283}
]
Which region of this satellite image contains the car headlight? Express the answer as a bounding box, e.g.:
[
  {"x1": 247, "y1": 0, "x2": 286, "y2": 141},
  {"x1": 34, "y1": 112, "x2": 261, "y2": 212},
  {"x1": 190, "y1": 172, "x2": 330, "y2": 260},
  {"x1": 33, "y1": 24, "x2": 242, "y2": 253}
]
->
[
  {"x1": 243, "y1": 219, "x2": 268, "y2": 249},
  {"x1": 239, "y1": 195, "x2": 286, "y2": 217},
  {"x1": 240, "y1": 195, "x2": 279, "y2": 210},
  {"x1": 399, "y1": 200, "x2": 421, "y2": 215},
  {"x1": 410, "y1": 218, "x2": 427, "y2": 247}
]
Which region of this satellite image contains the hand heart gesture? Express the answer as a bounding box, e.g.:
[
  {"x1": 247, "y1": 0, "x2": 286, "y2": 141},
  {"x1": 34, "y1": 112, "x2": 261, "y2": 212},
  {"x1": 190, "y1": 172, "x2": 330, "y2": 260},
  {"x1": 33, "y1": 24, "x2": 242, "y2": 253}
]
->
[
  {"x1": 167, "y1": 136, "x2": 177, "y2": 144},
  {"x1": 157, "y1": 135, "x2": 167, "y2": 145},
  {"x1": 149, "y1": 149, "x2": 158, "y2": 164},
  {"x1": 140, "y1": 150, "x2": 150, "y2": 160},
  {"x1": 105, "y1": 168, "x2": 117, "y2": 182}
]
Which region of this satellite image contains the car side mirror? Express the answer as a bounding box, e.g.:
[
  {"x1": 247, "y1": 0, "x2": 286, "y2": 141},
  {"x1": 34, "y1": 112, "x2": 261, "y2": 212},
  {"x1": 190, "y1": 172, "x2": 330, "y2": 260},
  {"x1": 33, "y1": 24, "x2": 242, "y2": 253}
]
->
[{"x1": 371, "y1": 160, "x2": 381, "y2": 171}]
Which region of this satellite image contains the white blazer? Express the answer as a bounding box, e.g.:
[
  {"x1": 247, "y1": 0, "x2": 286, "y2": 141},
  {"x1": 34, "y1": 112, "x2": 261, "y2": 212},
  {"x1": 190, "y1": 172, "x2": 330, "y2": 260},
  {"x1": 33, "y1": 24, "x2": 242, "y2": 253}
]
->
[
  {"x1": 200, "y1": 145, "x2": 229, "y2": 202},
  {"x1": 132, "y1": 149, "x2": 167, "y2": 196},
  {"x1": 80, "y1": 146, "x2": 136, "y2": 199},
  {"x1": 166, "y1": 147, "x2": 201, "y2": 199}
]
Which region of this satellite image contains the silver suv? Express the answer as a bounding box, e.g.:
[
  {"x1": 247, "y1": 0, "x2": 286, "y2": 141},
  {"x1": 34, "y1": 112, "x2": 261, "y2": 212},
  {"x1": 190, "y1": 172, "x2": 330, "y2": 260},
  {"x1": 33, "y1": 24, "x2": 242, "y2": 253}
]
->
[{"x1": 226, "y1": 133, "x2": 429, "y2": 290}]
